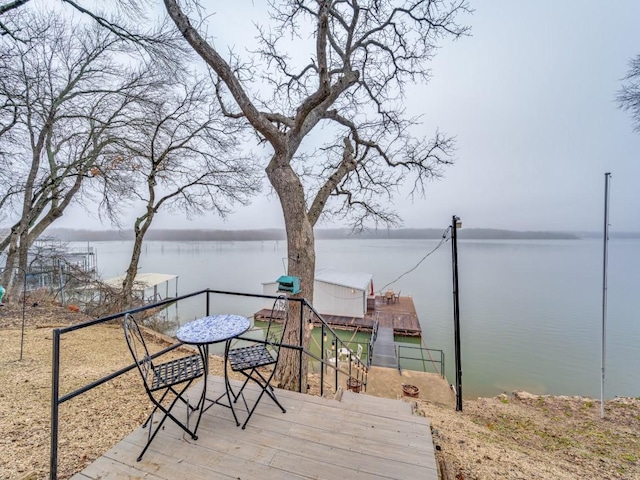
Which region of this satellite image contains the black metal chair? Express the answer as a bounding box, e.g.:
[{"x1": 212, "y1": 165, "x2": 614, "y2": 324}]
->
[
  {"x1": 122, "y1": 313, "x2": 204, "y2": 461},
  {"x1": 228, "y1": 295, "x2": 288, "y2": 429}
]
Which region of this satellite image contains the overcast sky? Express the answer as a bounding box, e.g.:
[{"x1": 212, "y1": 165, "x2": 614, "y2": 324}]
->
[{"x1": 56, "y1": 0, "x2": 640, "y2": 233}]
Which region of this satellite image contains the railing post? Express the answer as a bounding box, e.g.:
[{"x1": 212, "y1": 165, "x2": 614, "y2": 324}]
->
[
  {"x1": 320, "y1": 323, "x2": 325, "y2": 396},
  {"x1": 50, "y1": 328, "x2": 61, "y2": 479},
  {"x1": 334, "y1": 334, "x2": 338, "y2": 390},
  {"x1": 442, "y1": 351, "x2": 446, "y2": 379},
  {"x1": 298, "y1": 299, "x2": 304, "y2": 392}
]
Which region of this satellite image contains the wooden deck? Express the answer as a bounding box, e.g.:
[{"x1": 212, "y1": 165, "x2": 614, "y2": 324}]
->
[
  {"x1": 255, "y1": 295, "x2": 422, "y2": 337},
  {"x1": 72, "y1": 376, "x2": 437, "y2": 480}
]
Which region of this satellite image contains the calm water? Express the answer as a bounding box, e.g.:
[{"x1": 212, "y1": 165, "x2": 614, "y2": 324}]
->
[{"x1": 75, "y1": 237, "x2": 640, "y2": 399}]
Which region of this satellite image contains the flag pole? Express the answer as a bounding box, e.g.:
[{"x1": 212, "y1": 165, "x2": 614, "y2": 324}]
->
[{"x1": 601, "y1": 172, "x2": 611, "y2": 419}]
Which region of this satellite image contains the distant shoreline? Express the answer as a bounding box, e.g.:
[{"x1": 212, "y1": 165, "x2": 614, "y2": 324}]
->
[{"x1": 42, "y1": 227, "x2": 609, "y2": 242}]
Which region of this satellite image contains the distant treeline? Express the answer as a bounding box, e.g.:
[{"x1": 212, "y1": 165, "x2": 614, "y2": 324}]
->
[{"x1": 47, "y1": 227, "x2": 587, "y2": 242}]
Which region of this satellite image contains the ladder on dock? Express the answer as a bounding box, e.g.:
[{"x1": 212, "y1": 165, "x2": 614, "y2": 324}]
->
[{"x1": 370, "y1": 326, "x2": 397, "y2": 368}]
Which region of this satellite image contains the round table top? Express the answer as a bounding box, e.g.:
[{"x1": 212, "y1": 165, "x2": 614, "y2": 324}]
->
[{"x1": 176, "y1": 314, "x2": 251, "y2": 345}]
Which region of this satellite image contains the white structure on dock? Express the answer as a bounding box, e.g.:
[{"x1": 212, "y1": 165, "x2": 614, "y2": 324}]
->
[
  {"x1": 262, "y1": 268, "x2": 373, "y2": 318},
  {"x1": 103, "y1": 272, "x2": 179, "y2": 303}
]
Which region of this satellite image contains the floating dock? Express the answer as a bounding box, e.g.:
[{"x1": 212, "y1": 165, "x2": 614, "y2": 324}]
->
[{"x1": 254, "y1": 294, "x2": 422, "y2": 337}]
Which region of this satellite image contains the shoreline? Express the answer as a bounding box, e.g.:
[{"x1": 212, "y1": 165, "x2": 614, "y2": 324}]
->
[{"x1": 47, "y1": 226, "x2": 584, "y2": 242}]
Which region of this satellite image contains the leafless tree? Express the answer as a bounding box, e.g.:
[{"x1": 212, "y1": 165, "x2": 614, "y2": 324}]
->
[
  {"x1": 0, "y1": 11, "x2": 162, "y2": 295},
  {"x1": 108, "y1": 76, "x2": 260, "y2": 306},
  {"x1": 0, "y1": 0, "x2": 185, "y2": 65},
  {"x1": 164, "y1": 0, "x2": 470, "y2": 390},
  {"x1": 618, "y1": 54, "x2": 640, "y2": 133}
]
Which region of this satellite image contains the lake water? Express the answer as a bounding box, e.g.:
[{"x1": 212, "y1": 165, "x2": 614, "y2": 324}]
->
[{"x1": 74, "y1": 237, "x2": 640, "y2": 400}]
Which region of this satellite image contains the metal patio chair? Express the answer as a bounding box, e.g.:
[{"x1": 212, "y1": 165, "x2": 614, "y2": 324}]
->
[
  {"x1": 123, "y1": 313, "x2": 204, "y2": 461},
  {"x1": 326, "y1": 348, "x2": 338, "y2": 371},
  {"x1": 351, "y1": 343, "x2": 363, "y2": 362},
  {"x1": 228, "y1": 295, "x2": 288, "y2": 429}
]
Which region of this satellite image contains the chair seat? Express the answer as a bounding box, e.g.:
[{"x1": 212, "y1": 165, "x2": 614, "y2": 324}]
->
[
  {"x1": 150, "y1": 354, "x2": 203, "y2": 391},
  {"x1": 228, "y1": 345, "x2": 275, "y2": 371},
  {"x1": 227, "y1": 295, "x2": 288, "y2": 429},
  {"x1": 123, "y1": 313, "x2": 206, "y2": 461}
]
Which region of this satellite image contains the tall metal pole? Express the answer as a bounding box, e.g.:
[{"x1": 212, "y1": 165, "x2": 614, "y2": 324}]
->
[
  {"x1": 601, "y1": 173, "x2": 611, "y2": 419},
  {"x1": 451, "y1": 215, "x2": 463, "y2": 411}
]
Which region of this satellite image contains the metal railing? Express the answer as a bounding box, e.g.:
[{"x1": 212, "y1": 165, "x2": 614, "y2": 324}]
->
[
  {"x1": 303, "y1": 302, "x2": 369, "y2": 396},
  {"x1": 49, "y1": 288, "x2": 368, "y2": 479},
  {"x1": 396, "y1": 344, "x2": 445, "y2": 379},
  {"x1": 368, "y1": 319, "x2": 379, "y2": 369}
]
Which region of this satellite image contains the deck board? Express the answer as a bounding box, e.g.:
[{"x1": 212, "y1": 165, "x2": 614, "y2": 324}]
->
[{"x1": 72, "y1": 376, "x2": 437, "y2": 480}]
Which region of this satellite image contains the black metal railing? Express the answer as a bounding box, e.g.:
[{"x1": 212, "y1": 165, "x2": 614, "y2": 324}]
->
[
  {"x1": 396, "y1": 344, "x2": 445, "y2": 379},
  {"x1": 49, "y1": 288, "x2": 367, "y2": 479},
  {"x1": 301, "y1": 301, "x2": 369, "y2": 396},
  {"x1": 368, "y1": 319, "x2": 379, "y2": 369}
]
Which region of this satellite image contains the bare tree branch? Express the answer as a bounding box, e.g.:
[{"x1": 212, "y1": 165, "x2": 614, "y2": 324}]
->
[
  {"x1": 163, "y1": 0, "x2": 470, "y2": 391},
  {"x1": 0, "y1": 0, "x2": 30, "y2": 16},
  {"x1": 618, "y1": 54, "x2": 640, "y2": 133},
  {"x1": 110, "y1": 74, "x2": 261, "y2": 304},
  {"x1": 0, "y1": 9, "x2": 173, "y2": 293}
]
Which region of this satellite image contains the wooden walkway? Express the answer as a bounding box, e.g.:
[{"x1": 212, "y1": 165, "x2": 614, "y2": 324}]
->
[
  {"x1": 255, "y1": 295, "x2": 422, "y2": 337},
  {"x1": 72, "y1": 376, "x2": 437, "y2": 480},
  {"x1": 370, "y1": 327, "x2": 398, "y2": 368}
]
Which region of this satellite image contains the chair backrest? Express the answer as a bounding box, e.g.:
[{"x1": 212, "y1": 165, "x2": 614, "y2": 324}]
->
[
  {"x1": 355, "y1": 344, "x2": 363, "y2": 360},
  {"x1": 264, "y1": 294, "x2": 289, "y2": 358},
  {"x1": 123, "y1": 313, "x2": 153, "y2": 390}
]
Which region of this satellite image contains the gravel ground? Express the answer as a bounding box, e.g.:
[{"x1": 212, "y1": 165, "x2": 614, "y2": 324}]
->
[{"x1": 1, "y1": 303, "x2": 639, "y2": 479}]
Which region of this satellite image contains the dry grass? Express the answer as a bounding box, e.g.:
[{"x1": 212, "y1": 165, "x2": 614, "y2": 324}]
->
[
  {"x1": 0, "y1": 303, "x2": 230, "y2": 480},
  {"x1": 2, "y1": 303, "x2": 639, "y2": 480},
  {"x1": 419, "y1": 392, "x2": 640, "y2": 479}
]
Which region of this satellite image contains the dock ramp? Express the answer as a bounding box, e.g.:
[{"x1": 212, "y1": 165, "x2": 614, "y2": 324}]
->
[{"x1": 370, "y1": 326, "x2": 398, "y2": 368}]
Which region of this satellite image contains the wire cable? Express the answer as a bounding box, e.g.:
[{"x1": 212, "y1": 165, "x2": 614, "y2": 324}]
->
[{"x1": 378, "y1": 226, "x2": 451, "y2": 294}]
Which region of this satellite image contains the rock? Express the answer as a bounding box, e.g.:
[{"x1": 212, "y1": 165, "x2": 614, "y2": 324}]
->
[{"x1": 512, "y1": 390, "x2": 538, "y2": 401}]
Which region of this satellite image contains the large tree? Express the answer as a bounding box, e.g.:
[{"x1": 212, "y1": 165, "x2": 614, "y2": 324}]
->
[
  {"x1": 0, "y1": 11, "x2": 159, "y2": 295},
  {"x1": 163, "y1": 0, "x2": 469, "y2": 390},
  {"x1": 618, "y1": 54, "x2": 640, "y2": 132}
]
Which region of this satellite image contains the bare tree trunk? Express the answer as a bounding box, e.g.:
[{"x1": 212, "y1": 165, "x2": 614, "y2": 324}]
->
[
  {"x1": 122, "y1": 214, "x2": 153, "y2": 308},
  {"x1": 1, "y1": 229, "x2": 20, "y2": 297},
  {"x1": 269, "y1": 156, "x2": 315, "y2": 391},
  {"x1": 163, "y1": 0, "x2": 464, "y2": 393},
  {"x1": 16, "y1": 228, "x2": 29, "y2": 297}
]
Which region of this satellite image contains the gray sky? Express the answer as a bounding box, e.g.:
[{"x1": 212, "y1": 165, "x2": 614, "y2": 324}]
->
[{"x1": 56, "y1": 0, "x2": 640, "y2": 232}]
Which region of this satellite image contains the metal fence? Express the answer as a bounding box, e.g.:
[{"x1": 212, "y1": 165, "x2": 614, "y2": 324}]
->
[
  {"x1": 49, "y1": 288, "x2": 368, "y2": 479},
  {"x1": 396, "y1": 344, "x2": 445, "y2": 379}
]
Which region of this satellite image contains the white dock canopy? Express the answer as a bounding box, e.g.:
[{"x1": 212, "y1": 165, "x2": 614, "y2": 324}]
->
[
  {"x1": 263, "y1": 268, "x2": 373, "y2": 318},
  {"x1": 103, "y1": 273, "x2": 178, "y2": 303}
]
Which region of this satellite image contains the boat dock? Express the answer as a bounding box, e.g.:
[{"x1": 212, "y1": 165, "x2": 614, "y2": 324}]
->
[{"x1": 254, "y1": 294, "x2": 422, "y2": 337}]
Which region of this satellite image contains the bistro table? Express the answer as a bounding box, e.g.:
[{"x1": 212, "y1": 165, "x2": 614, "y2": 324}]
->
[
  {"x1": 176, "y1": 314, "x2": 251, "y2": 432},
  {"x1": 384, "y1": 290, "x2": 395, "y2": 304},
  {"x1": 337, "y1": 347, "x2": 351, "y2": 361}
]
